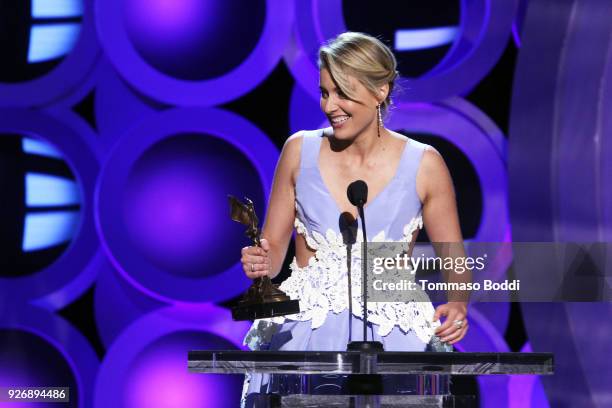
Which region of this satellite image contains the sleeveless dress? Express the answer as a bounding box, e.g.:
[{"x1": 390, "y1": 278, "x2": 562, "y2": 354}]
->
[{"x1": 241, "y1": 129, "x2": 451, "y2": 405}]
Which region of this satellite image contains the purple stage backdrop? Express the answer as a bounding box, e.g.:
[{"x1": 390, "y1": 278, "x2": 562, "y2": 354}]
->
[{"x1": 0, "y1": 0, "x2": 610, "y2": 407}]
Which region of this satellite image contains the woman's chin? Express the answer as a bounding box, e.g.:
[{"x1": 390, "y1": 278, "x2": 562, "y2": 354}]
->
[
  {"x1": 331, "y1": 130, "x2": 354, "y2": 142},
  {"x1": 330, "y1": 123, "x2": 353, "y2": 137}
]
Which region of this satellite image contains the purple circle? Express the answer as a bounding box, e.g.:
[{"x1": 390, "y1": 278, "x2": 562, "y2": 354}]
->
[
  {"x1": 96, "y1": 0, "x2": 294, "y2": 105},
  {"x1": 93, "y1": 304, "x2": 251, "y2": 408},
  {"x1": 0, "y1": 329, "x2": 78, "y2": 407},
  {"x1": 124, "y1": 331, "x2": 244, "y2": 407},
  {"x1": 123, "y1": 134, "x2": 265, "y2": 278},
  {"x1": 0, "y1": 305, "x2": 99, "y2": 407},
  {"x1": 0, "y1": 0, "x2": 100, "y2": 107},
  {"x1": 96, "y1": 108, "x2": 279, "y2": 303},
  {"x1": 286, "y1": 0, "x2": 517, "y2": 102},
  {"x1": 0, "y1": 109, "x2": 100, "y2": 305},
  {"x1": 124, "y1": 0, "x2": 265, "y2": 81}
]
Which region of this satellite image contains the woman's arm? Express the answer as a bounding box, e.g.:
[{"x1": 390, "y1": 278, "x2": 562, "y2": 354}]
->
[
  {"x1": 416, "y1": 147, "x2": 470, "y2": 344},
  {"x1": 417, "y1": 148, "x2": 463, "y2": 244},
  {"x1": 241, "y1": 133, "x2": 302, "y2": 279},
  {"x1": 258, "y1": 133, "x2": 303, "y2": 279}
]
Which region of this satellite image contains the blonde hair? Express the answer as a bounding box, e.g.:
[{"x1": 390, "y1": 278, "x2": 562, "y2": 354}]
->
[{"x1": 318, "y1": 32, "x2": 398, "y2": 113}]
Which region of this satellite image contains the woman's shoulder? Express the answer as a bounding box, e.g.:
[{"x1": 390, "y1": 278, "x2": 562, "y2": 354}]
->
[
  {"x1": 280, "y1": 131, "x2": 303, "y2": 166},
  {"x1": 388, "y1": 131, "x2": 440, "y2": 160},
  {"x1": 279, "y1": 128, "x2": 328, "y2": 177},
  {"x1": 296, "y1": 127, "x2": 330, "y2": 139},
  {"x1": 284, "y1": 127, "x2": 327, "y2": 144},
  {"x1": 403, "y1": 137, "x2": 447, "y2": 184},
  {"x1": 282, "y1": 128, "x2": 329, "y2": 158}
]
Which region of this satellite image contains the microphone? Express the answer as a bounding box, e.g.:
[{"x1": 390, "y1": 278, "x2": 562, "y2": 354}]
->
[
  {"x1": 339, "y1": 212, "x2": 358, "y2": 343},
  {"x1": 346, "y1": 180, "x2": 382, "y2": 352},
  {"x1": 339, "y1": 212, "x2": 358, "y2": 245},
  {"x1": 347, "y1": 180, "x2": 368, "y2": 208}
]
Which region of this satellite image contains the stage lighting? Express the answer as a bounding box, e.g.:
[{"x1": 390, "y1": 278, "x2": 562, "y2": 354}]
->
[
  {"x1": 0, "y1": 0, "x2": 83, "y2": 83},
  {"x1": 0, "y1": 135, "x2": 81, "y2": 277},
  {"x1": 343, "y1": 0, "x2": 460, "y2": 77}
]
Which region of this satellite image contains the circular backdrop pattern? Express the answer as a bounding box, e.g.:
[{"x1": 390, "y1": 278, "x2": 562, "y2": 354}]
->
[
  {"x1": 94, "y1": 260, "x2": 167, "y2": 348},
  {"x1": 94, "y1": 304, "x2": 251, "y2": 408},
  {"x1": 388, "y1": 97, "x2": 508, "y2": 243},
  {"x1": 0, "y1": 305, "x2": 99, "y2": 407},
  {"x1": 286, "y1": 0, "x2": 516, "y2": 102},
  {"x1": 0, "y1": 0, "x2": 100, "y2": 107},
  {"x1": 96, "y1": 108, "x2": 279, "y2": 303},
  {"x1": 96, "y1": 0, "x2": 294, "y2": 106},
  {"x1": 0, "y1": 108, "x2": 100, "y2": 305}
]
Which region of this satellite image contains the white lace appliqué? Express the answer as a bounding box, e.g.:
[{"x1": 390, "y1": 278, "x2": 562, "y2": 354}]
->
[{"x1": 243, "y1": 214, "x2": 441, "y2": 349}]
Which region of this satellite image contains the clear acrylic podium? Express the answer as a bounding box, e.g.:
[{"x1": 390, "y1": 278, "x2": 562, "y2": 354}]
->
[{"x1": 188, "y1": 350, "x2": 554, "y2": 407}]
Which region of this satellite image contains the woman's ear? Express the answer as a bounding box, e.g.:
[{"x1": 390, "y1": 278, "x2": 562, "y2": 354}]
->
[{"x1": 378, "y1": 83, "x2": 390, "y2": 103}]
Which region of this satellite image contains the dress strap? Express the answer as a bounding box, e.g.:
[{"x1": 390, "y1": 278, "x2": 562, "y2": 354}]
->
[
  {"x1": 397, "y1": 138, "x2": 428, "y2": 183},
  {"x1": 299, "y1": 129, "x2": 324, "y2": 169}
]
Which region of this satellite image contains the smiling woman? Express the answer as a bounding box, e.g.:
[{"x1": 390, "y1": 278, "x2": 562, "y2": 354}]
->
[
  {"x1": 317, "y1": 32, "x2": 398, "y2": 138},
  {"x1": 239, "y1": 32, "x2": 470, "y2": 406}
]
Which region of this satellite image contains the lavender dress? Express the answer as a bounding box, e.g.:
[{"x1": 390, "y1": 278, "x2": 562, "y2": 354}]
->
[{"x1": 241, "y1": 129, "x2": 451, "y2": 405}]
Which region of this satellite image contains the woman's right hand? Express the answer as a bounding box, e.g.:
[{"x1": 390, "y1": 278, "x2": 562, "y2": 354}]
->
[{"x1": 241, "y1": 238, "x2": 271, "y2": 279}]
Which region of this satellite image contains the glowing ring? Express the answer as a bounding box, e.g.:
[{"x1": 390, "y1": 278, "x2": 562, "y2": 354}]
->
[
  {"x1": 0, "y1": 108, "x2": 100, "y2": 305},
  {"x1": 96, "y1": 0, "x2": 293, "y2": 106},
  {"x1": 0, "y1": 304, "x2": 99, "y2": 406},
  {"x1": 0, "y1": 0, "x2": 100, "y2": 107},
  {"x1": 285, "y1": 0, "x2": 516, "y2": 102},
  {"x1": 93, "y1": 304, "x2": 251, "y2": 407},
  {"x1": 95, "y1": 108, "x2": 278, "y2": 303}
]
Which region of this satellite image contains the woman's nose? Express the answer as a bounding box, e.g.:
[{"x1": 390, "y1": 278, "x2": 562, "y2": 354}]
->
[{"x1": 323, "y1": 95, "x2": 338, "y2": 114}]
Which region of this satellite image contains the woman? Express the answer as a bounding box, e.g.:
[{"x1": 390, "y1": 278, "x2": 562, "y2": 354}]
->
[{"x1": 240, "y1": 32, "x2": 469, "y2": 401}]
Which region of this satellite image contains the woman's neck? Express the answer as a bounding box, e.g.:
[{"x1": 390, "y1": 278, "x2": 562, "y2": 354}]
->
[{"x1": 329, "y1": 125, "x2": 389, "y2": 164}]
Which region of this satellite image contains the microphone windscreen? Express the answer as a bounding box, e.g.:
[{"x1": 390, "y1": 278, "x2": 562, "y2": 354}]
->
[
  {"x1": 339, "y1": 212, "x2": 358, "y2": 245},
  {"x1": 347, "y1": 180, "x2": 368, "y2": 207}
]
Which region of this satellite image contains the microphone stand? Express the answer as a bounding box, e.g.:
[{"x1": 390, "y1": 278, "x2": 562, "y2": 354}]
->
[
  {"x1": 347, "y1": 202, "x2": 384, "y2": 353},
  {"x1": 347, "y1": 242, "x2": 353, "y2": 343},
  {"x1": 345, "y1": 200, "x2": 384, "y2": 396}
]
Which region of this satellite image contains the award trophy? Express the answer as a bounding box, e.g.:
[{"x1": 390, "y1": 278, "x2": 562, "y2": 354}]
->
[{"x1": 228, "y1": 195, "x2": 300, "y2": 321}]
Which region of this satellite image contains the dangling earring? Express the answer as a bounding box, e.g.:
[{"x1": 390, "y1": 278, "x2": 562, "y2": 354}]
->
[{"x1": 376, "y1": 103, "x2": 383, "y2": 138}]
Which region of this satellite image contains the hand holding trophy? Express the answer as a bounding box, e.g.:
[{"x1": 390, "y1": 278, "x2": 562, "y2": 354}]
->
[{"x1": 228, "y1": 195, "x2": 300, "y2": 321}]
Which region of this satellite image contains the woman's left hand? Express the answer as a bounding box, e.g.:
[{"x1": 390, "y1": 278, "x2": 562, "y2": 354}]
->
[{"x1": 433, "y1": 302, "x2": 469, "y2": 345}]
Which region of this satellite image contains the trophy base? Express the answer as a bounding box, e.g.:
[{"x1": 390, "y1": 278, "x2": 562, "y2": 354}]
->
[{"x1": 232, "y1": 299, "x2": 300, "y2": 321}]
